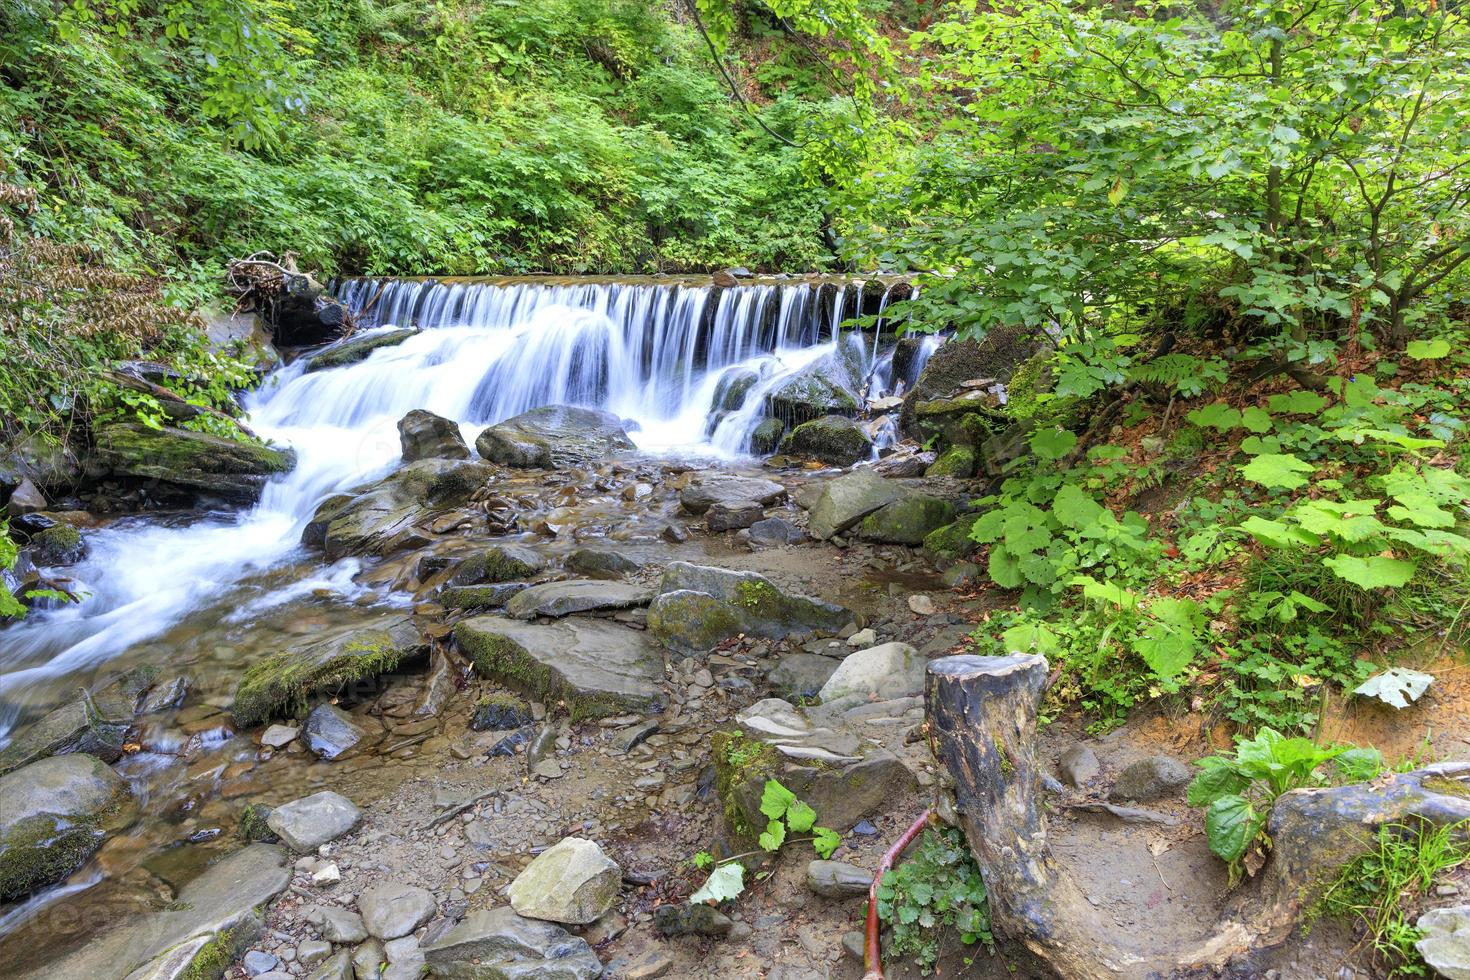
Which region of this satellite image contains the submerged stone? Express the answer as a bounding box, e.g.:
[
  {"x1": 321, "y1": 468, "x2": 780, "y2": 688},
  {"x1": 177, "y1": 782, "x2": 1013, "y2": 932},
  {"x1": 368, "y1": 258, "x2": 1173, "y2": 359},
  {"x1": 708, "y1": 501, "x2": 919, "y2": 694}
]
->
[
  {"x1": 303, "y1": 328, "x2": 416, "y2": 372},
  {"x1": 475, "y1": 405, "x2": 634, "y2": 469},
  {"x1": 455, "y1": 616, "x2": 664, "y2": 720},
  {"x1": 0, "y1": 754, "x2": 135, "y2": 901},
  {"x1": 232, "y1": 616, "x2": 425, "y2": 727}
]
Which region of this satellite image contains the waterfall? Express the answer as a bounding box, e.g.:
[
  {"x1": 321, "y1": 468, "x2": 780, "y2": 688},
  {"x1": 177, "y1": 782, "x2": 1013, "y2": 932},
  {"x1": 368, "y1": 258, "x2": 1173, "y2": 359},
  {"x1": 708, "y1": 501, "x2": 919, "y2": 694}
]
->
[{"x1": 0, "y1": 277, "x2": 916, "y2": 742}]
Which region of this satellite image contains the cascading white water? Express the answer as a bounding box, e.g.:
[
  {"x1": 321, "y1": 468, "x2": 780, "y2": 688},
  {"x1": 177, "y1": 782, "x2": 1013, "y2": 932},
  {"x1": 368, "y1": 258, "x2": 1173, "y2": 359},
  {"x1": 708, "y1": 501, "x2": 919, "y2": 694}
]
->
[{"x1": 0, "y1": 277, "x2": 918, "y2": 742}]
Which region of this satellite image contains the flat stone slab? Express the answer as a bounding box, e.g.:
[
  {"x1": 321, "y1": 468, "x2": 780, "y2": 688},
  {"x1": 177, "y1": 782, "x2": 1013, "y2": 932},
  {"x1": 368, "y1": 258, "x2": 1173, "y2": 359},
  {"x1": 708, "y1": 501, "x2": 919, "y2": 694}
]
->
[
  {"x1": 455, "y1": 616, "x2": 664, "y2": 720},
  {"x1": 506, "y1": 580, "x2": 649, "y2": 620},
  {"x1": 681, "y1": 475, "x2": 786, "y2": 515},
  {"x1": 266, "y1": 791, "x2": 362, "y2": 853},
  {"x1": 805, "y1": 470, "x2": 904, "y2": 540},
  {"x1": 423, "y1": 906, "x2": 602, "y2": 979}
]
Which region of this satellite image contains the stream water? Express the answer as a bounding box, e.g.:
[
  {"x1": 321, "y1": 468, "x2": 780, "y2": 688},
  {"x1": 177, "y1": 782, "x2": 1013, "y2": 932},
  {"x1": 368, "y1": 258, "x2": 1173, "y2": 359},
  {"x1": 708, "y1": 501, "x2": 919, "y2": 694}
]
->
[{"x1": 0, "y1": 277, "x2": 932, "y2": 957}]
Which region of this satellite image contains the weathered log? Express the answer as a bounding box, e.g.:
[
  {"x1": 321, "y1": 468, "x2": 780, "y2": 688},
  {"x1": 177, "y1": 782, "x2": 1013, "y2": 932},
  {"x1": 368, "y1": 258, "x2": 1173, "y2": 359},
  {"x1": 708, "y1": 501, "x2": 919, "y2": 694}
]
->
[{"x1": 925, "y1": 654, "x2": 1470, "y2": 977}]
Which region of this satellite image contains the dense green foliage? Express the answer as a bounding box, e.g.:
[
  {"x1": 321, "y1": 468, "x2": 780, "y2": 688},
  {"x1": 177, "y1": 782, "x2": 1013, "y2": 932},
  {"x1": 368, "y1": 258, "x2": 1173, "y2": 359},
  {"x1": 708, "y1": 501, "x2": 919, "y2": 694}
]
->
[
  {"x1": 1, "y1": 0, "x2": 838, "y2": 283},
  {"x1": 875, "y1": 826, "x2": 993, "y2": 974}
]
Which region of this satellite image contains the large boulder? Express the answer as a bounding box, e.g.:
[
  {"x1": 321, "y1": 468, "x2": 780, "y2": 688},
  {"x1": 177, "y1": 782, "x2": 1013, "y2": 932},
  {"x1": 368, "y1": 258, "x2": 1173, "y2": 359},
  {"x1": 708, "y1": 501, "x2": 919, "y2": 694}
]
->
[
  {"x1": 508, "y1": 837, "x2": 621, "y2": 925},
  {"x1": 765, "y1": 348, "x2": 863, "y2": 426},
  {"x1": 899, "y1": 326, "x2": 1045, "y2": 440},
  {"x1": 0, "y1": 754, "x2": 135, "y2": 900},
  {"x1": 12, "y1": 844, "x2": 291, "y2": 980},
  {"x1": 680, "y1": 475, "x2": 786, "y2": 515},
  {"x1": 805, "y1": 470, "x2": 904, "y2": 540},
  {"x1": 422, "y1": 906, "x2": 602, "y2": 979},
  {"x1": 817, "y1": 643, "x2": 925, "y2": 702},
  {"x1": 455, "y1": 616, "x2": 664, "y2": 720},
  {"x1": 780, "y1": 415, "x2": 874, "y2": 466},
  {"x1": 26, "y1": 522, "x2": 87, "y2": 566},
  {"x1": 505, "y1": 580, "x2": 649, "y2": 620},
  {"x1": 307, "y1": 459, "x2": 494, "y2": 560},
  {"x1": 647, "y1": 562, "x2": 848, "y2": 654},
  {"x1": 475, "y1": 406, "x2": 634, "y2": 470},
  {"x1": 398, "y1": 409, "x2": 470, "y2": 462},
  {"x1": 564, "y1": 548, "x2": 640, "y2": 579},
  {"x1": 303, "y1": 328, "x2": 416, "y2": 371},
  {"x1": 233, "y1": 616, "x2": 425, "y2": 726},
  {"x1": 714, "y1": 699, "x2": 917, "y2": 844},
  {"x1": 90, "y1": 424, "x2": 296, "y2": 504},
  {"x1": 856, "y1": 493, "x2": 957, "y2": 545}
]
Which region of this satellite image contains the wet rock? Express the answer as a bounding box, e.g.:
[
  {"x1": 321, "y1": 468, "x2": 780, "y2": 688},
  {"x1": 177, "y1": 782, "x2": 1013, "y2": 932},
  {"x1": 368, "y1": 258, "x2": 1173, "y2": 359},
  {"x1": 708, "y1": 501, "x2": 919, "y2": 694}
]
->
[
  {"x1": 1109, "y1": 756, "x2": 1192, "y2": 803},
  {"x1": 780, "y1": 415, "x2": 874, "y2": 466},
  {"x1": 769, "y1": 654, "x2": 840, "y2": 700},
  {"x1": 661, "y1": 523, "x2": 689, "y2": 544},
  {"x1": 717, "y1": 699, "x2": 918, "y2": 842},
  {"x1": 747, "y1": 517, "x2": 805, "y2": 548},
  {"x1": 805, "y1": 470, "x2": 904, "y2": 540},
  {"x1": 266, "y1": 791, "x2": 362, "y2": 853},
  {"x1": 872, "y1": 450, "x2": 934, "y2": 478},
  {"x1": 680, "y1": 475, "x2": 786, "y2": 515},
  {"x1": 806, "y1": 860, "x2": 871, "y2": 898},
  {"x1": 233, "y1": 615, "x2": 425, "y2": 727},
  {"x1": 307, "y1": 905, "x2": 370, "y2": 943},
  {"x1": 26, "y1": 522, "x2": 86, "y2": 566},
  {"x1": 750, "y1": 417, "x2": 786, "y2": 455},
  {"x1": 439, "y1": 583, "x2": 529, "y2": 611},
  {"x1": 508, "y1": 837, "x2": 621, "y2": 925},
  {"x1": 766, "y1": 348, "x2": 863, "y2": 426},
  {"x1": 303, "y1": 704, "x2": 369, "y2": 761},
  {"x1": 0, "y1": 688, "x2": 132, "y2": 776},
  {"x1": 1417, "y1": 905, "x2": 1470, "y2": 979},
  {"x1": 652, "y1": 903, "x2": 734, "y2": 937},
  {"x1": 1058, "y1": 744, "x2": 1100, "y2": 788},
  {"x1": 422, "y1": 906, "x2": 602, "y2": 979},
  {"x1": 91, "y1": 424, "x2": 296, "y2": 504},
  {"x1": 706, "y1": 499, "x2": 764, "y2": 532},
  {"x1": 303, "y1": 328, "x2": 416, "y2": 372},
  {"x1": 244, "y1": 950, "x2": 281, "y2": 975},
  {"x1": 455, "y1": 616, "x2": 664, "y2": 720},
  {"x1": 710, "y1": 367, "x2": 760, "y2": 414},
  {"x1": 359, "y1": 880, "x2": 437, "y2": 940},
  {"x1": 312, "y1": 459, "x2": 494, "y2": 560},
  {"x1": 6, "y1": 477, "x2": 47, "y2": 514},
  {"x1": 398, "y1": 409, "x2": 471, "y2": 463},
  {"x1": 0, "y1": 754, "x2": 135, "y2": 901},
  {"x1": 470, "y1": 694, "x2": 534, "y2": 732},
  {"x1": 922, "y1": 519, "x2": 979, "y2": 567},
  {"x1": 137, "y1": 675, "x2": 189, "y2": 715},
  {"x1": 899, "y1": 326, "x2": 1044, "y2": 440},
  {"x1": 648, "y1": 562, "x2": 849, "y2": 655},
  {"x1": 448, "y1": 544, "x2": 546, "y2": 585},
  {"x1": 260, "y1": 724, "x2": 299, "y2": 749},
  {"x1": 817, "y1": 643, "x2": 924, "y2": 703},
  {"x1": 505, "y1": 580, "x2": 649, "y2": 620},
  {"x1": 856, "y1": 494, "x2": 957, "y2": 546},
  {"x1": 565, "y1": 548, "x2": 640, "y2": 579},
  {"x1": 475, "y1": 405, "x2": 634, "y2": 470}
]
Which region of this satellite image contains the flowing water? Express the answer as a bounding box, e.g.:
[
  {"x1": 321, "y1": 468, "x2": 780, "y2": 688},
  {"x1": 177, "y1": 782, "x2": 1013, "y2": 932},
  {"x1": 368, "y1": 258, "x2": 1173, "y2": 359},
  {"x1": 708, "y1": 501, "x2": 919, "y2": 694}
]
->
[{"x1": 0, "y1": 277, "x2": 932, "y2": 955}]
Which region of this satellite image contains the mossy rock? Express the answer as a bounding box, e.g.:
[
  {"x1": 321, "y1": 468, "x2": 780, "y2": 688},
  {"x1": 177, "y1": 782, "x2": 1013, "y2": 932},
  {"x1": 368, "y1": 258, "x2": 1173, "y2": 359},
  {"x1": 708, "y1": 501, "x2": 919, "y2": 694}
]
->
[
  {"x1": 28, "y1": 523, "x2": 85, "y2": 566},
  {"x1": 899, "y1": 326, "x2": 1046, "y2": 439},
  {"x1": 764, "y1": 350, "x2": 863, "y2": 427},
  {"x1": 471, "y1": 693, "x2": 534, "y2": 732},
  {"x1": 711, "y1": 730, "x2": 782, "y2": 846},
  {"x1": 779, "y1": 415, "x2": 874, "y2": 466},
  {"x1": 239, "y1": 803, "x2": 278, "y2": 843},
  {"x1": 303, "y1": 328, "x2": 416, "y2": 372},
  {"x1": 923, "y1": 520, "x2": 979, "y2": 566},
  {"x1": 0, "y1": 754, "x2": 136, "y2": 901},
  {"x1": 749, "y1": 418, "x2": 786, "y2": 455},
  {"x1": 648, "y1": 562, "x2": 849, "y2": 654},
  {"x1": 454, "y1": 616, "x2": 663, "y2": 720},
  {"x1": 315, "y1": 459, "x2": 494, "y2": 559},
  {"x1": 474, "y1": 405, "x2": 634, "y2": 470},
  {"x1": 232, "y1": 617, "x2": 426, "y2": 727},
  {"x1": 439, "y1": 583, "x2": 529, "y2": 610},
  {"x1": 857, "y1": 494, "x2": 957, "y2": 546},
  {"x1": 0, "y1": 685, "x2": 134, "y2": 777},
  {"x1": 450, "y1": 545, "x2": 546, "y2": 585},
  {"x1": 91, "y1": 424, "x2": 296, "y2": 504},
  {"x1": 925, "y1": 446, "x2": 976, "y2": 478},
  {"x1": 647, "y1": 590, "x2": 748, "y2": 654}
]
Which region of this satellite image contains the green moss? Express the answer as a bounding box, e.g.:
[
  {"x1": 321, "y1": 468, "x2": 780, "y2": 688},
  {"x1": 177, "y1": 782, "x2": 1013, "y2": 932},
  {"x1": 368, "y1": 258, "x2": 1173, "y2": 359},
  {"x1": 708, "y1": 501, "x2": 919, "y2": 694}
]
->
[
  {"x1": 647, "y1": 591, "x2": 747, "y2": 653},
  {"x1": 1002, "y1": 352, "x2": 1053, "y2": 421},
  {"x1": 925, "y1": 446, "x2": 976, "y2": 478},
  {"x1": 1424, "y1": 776, "x2": 1470, "y2": 799},
  {"x1": 178, "y1": 919, "x2": 258, "y2": 980},
  {"x1": 711, "y1": 731, "x2": 780, "y2": 845},
  {"x1": 30, "y1": 524, "x2": 83, "y2": 564},
  {"x1": 734, "y1": 578, "x2": 782, "y2": 611},
  {"x1": 95, "y1": 423, "x2": 294, "y2": 475},
  {"x1": 779, "y1": 415, "x2": 873, "y2": 465},
  {"x1": 454, "y1": 623, "x2": 623, "y2": 721},
  {"x1": 232, "y1": 628, "x2": 418, "y2": 727},
  {"x1": 0, "y1": 814, "x2": 105, "y2": 901},
  {"x1": 750, "y1": 418, "x2": 785, "y2": 454},
  {"x1": 923, "y1": 520, "x2": 977, "y2": 565},
  {"x1": 304, "y1": 328, "x2": 416, "y2": 371},
  {"x1": 238, "y1": 803, "x2": 277, "y2": 843},
  {"x1": 440, "y1": 584, "x2": 524, "y2": 609}
]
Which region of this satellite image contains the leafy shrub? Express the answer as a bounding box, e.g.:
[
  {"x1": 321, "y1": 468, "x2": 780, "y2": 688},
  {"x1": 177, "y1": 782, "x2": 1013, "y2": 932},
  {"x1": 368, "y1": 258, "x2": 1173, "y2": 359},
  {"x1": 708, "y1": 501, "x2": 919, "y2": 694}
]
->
[
  {"x1": 689, "y1": 779, "x2": 840, "y2": 904},
  {"x1": 875, "y1": 826, "x2": 993, "y2": 975}
]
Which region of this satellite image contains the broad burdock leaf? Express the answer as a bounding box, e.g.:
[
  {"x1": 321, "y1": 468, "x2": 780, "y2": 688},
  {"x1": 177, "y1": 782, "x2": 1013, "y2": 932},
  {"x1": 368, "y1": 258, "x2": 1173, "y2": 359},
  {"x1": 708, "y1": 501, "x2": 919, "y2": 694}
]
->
[
  {"x1": 690, "y1": 862, "x2": 746, "y2": 904},
  {"x1": 1239, "y1": 453, "x2": 1316, "y2": 490},
  {"x1": 758, "y1": 819, "x2": 786, "y2": 851},
  {"x1": 1405, "y1": 339, "x2": 1451, "y2": 360},
  {"x1": 1205, "y1": 794, "x2": 1257, "y2": 863},
  {"x1": 785, "y1": 801, "x2": 817, "y2": 833},
  {"x1": 812, "y1": 827, "x2": 841, "y2": 858},
  {"x1": 1322, "y1": 554, "x2": 1415, "y2": 589},
  {"x1": 1030, "y1": 426, "x2": 1078, "y2": 459},
  {"x1": 1354, "y1": 668, "x2": 1434, "y2": 709},
  {"x1": 759, "y1": 779, "x2": 797, "y2": 820},
  {"x1": 1186, "y1": 402, "x2": 1242, "y2": 431}
]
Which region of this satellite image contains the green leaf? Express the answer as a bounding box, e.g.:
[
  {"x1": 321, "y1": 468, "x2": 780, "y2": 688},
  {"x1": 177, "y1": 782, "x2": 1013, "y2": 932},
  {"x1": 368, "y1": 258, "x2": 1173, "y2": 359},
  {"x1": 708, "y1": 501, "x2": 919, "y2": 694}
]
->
[
  {"x1": 1405, "y1": 339, "x2": 1451, "y2": 360},
  {"x1": 1001, "y1": 622, "x2": 1059, "y2": 655},
  {"x1": 1051, "y1": 483, "x2": 1105, "y2": 529},
  {"x1": 1187, "y1": 758, "x2": 1250, "y2": 806},
  {"x1": 812, "y1": 826, "x2": 841, "y2": 859},
  {"x1": 758, "y1": 818, "x2": 786, "y2": 851},
  {"x1": 1239, "y1": 515, "x2": 1318, "y2": 548},
  {"x1": 1239, "y1": 453, "x2": 1316, "y2": 490},
  {"x1": 759, "y1": 779, "x2": 797, "y2": 820},
  {"x1": 1030, "y1": 426, "x2": 1078, "y2": 460},
  {"x1": 1204, "y1": 794, "x2": 1258, "y2": 863},
  {"x1": 1186, "y1": 403, "x2": 1242, "y2": 432},
  {"x1": 1322, "y1": 554, "x2": 1416, "y2": 589},
  {"x1": 1267, "y1": 391, "x2": 1329, "y2": 415},
  {"x1": 1335, "y1": 747, "x2": 1384, "y2": 782},
  {"x1": 1239, "y1": 406, "x2": 1273, "y2": 434},
  {"x1": 987, "y1": 545, "x2": 1024, "y2": 589},
  {"x1": 690, "y1": 862, "x2": 746, "y2": 904},
  {"x1": 693, "y1": 851, "x2": 714, "y2": 869},
  {"x1": 785, "y1": 800, "x2": 817, "y2": 833}
]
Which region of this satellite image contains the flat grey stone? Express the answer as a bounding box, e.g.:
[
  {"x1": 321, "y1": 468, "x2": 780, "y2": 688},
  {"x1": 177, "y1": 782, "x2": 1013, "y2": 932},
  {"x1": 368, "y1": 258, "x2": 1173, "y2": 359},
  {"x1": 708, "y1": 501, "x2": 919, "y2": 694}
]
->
[
  {"x1": 508, "y1": 837, "x2": 621, "y2": 925},
  {"x1": 817, "y1": 643, "x2": 923, "y2": 703},
  {"x1": 505, "y1": 580, "x2": 648, "y2": 620},
  {"x1": 266, "y1": 791, "x2": 362, "y2": 853},
  {"x1": 807, "y1": 860, "x2": 871, "y2": 898},
  {"x1": 359, "y1": 880, "x2": 437, "y2": 940},
  {"x1": 422, "y1": 906, "x2": 602, "y2": 979}
]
